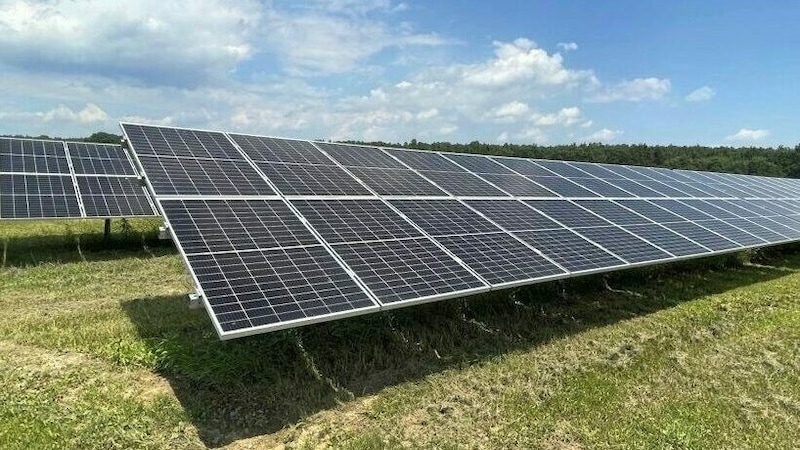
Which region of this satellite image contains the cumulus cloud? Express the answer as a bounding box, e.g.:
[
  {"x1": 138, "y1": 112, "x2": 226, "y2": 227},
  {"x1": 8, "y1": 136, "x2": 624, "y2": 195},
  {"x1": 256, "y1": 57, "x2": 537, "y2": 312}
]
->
[
  {"x1": 532, "y1": 107, "x2": 582, "y2": 126},
  {"x1": 583, "y1": 128, "x2": 623, "y2": 142},
  {"x1": 0, "y1": 103, "x2": 108, "y2": 124},
  {"x1": 462, "y1": 38, "x2": 594, "y2": 87},
  {"x1": 0, "y1": 0, "x2": 260, "y2": 86},
  {"x1": 726, "y1": 128, "x2": 770, "y2": 142},
  {"x1": 488, "y1": 101, "x2": 531, "y2": 121},
  {"x1": 685, "y1": 86, "x2": 716, "y2": 102},
  {"x1": 557, "y1": 42, "x2": 578, "y2": 52},
  {"x1": 588, "y1": 77, "x2": 671, "y2": 102}
]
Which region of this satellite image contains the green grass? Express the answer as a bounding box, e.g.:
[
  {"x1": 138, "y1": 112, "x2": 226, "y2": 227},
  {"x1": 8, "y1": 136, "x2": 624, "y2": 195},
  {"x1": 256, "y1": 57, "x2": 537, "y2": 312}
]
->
[{"x1": 1, "y1": 219, "x2": 798, "y2": 449}]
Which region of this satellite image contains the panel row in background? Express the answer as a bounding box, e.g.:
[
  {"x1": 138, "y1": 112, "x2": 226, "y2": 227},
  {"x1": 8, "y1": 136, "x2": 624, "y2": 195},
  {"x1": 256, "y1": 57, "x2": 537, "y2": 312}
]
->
[
  {"x1": 0, "y1": 138, "x2": 156, "y2": 219},
  {"x1": 160, "y1": 196, "x2": 800, "y2": 337},
  {"x1": 120, "y1": 124, "x2": 800, "y2": 199}
]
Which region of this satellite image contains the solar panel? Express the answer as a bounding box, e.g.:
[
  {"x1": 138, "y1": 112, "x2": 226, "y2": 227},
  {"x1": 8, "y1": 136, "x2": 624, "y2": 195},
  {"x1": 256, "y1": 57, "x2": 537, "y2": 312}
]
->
[
  {"x1": 125, "y1": 124, "x2": 243, "y2": 159},
  {"x1": 528, "y1": 176, "x2": 599, "y2": 197},
  {"x1": 187, "y1": 247, "x2": 377, "y2": 333},
  {"x1": 419, "y1": 170, "x2": 509, "y2": 197},
  {"x1": 0, "y1": 138, "x2": 71, "y2": 174},
  {"x1": 0, "y1": 174, "x2": 81, "y2": 219},
  {"x1": 475, "y1": 173, "x2": 557, "y2": 197},
  {"x1": 443, "y1": 153, "x2": 515, "y2": 174},
  {"x1": 256, "y1": 162, "x2": 370, "y2": 196},
  {"x1": 390, "y1": 199, "x2": 501, "y2": 236},
  {"x1": 140, "y1": 155, "x2": 274, "y2": 196},
  {"x1": 68, "y1": 142, "x2": 137, "y2": 176},
  {"x1": 572, "y1": 178, "x2": 635, "y2": 197},
  {"x1": 573, "y1": 200, "x2": 651, "y2": 226},
  {"x1": 347, "y1": 167, "x2": 445, "y2": 196},
  {"x1": 229, "y1": 134, "x2": 330, "y2": 165},
  {"x1": 660, "y1": 221, "x2": 739, "y2": 251},
  {"x1": 525, "y1": 200, "x2": 610, "y2": 227},
  {"x1": 514, "y1": 229, "x2": 626, "y2": 272},
  {"x1": 315, "y1": 142, "x2": 406, "y2": 169},
  {"x1": 120, "y1": 123, "x2": 800, "y2": 339},
  {"x1": 290, "y1": 199, "x2": 423, "y2": 243},
  {"x1": 160, "y1": 199, "x2": 319, "y2": 254},
  {"x1": 696, "y1": 220, "x2": 765, "y2": 246},
  {"x1": 330, "y1": 237, "x2": 487, "y2": 305},
  {"x1": 435, "y1": 232, "x2": 566, "y2": 286},
  {"x1": 492, "y1": 157, "x2": 555, "y2": 176},
  {"x1": 622, "y1": 223, "x2": 709, "y2": 257},
  {"x1": 77, "y1": 177, "x2": 155, "y2": 217},
  {"x1": 463, "y1": 199, "x2": 561, "y2": 231},
  {"x1": 383, "y1": 148, "x2": 464, "y2": 172},
  {"x1": 572, "y1": 226, "x2": 672, "y2": 263}
]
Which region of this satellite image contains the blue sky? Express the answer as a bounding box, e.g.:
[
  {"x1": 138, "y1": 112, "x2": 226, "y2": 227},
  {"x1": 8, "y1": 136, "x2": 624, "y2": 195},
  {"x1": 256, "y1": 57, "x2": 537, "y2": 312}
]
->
[{"x1": 0, "y1": 1, "x2": 797, "y2": 147}]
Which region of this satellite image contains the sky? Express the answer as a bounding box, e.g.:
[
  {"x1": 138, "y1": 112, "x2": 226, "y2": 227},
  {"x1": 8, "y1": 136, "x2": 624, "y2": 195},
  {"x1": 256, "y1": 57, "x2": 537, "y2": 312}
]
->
[{"x1": 0, "y1": 0, "x2": 797, "y2": 147}]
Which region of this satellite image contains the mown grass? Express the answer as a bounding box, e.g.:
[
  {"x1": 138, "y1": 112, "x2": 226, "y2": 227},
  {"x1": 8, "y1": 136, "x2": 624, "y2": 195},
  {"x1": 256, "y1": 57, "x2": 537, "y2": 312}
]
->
[{"x1": 0, "y1": 219, "x2": 798, "y2": 449}]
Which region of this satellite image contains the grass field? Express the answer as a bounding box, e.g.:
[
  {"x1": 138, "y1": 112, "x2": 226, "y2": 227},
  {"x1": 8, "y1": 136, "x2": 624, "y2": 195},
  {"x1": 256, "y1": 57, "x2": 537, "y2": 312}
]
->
[{"x1": 1, "y1": 219, "x2": 798, "y2": 449}]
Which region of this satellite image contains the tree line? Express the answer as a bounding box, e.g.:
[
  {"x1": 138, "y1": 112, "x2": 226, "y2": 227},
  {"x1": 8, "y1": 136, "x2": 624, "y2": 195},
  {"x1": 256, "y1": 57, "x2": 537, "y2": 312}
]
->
[
  {"x1": 6, "y1": 131, "x2": 799, "y2": 178},
  {"x1": 350, "y1": 139, "x2": 800, "y2": 178}
]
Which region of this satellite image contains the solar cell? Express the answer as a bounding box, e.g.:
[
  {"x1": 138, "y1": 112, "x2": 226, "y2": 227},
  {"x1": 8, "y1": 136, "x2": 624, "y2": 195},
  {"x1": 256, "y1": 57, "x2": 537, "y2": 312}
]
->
[
  {"x1": 140, "y1": 155, "x2": 275, "y2": 196},
  {"x1": 744, "y1": 217, "x2": 795, "y2": 240},
  {"x1": 346, "y1": 167, "x2": 445, "y2": 196},
  {"x1": 390, "y1": 199, "x2": 501, "y2": 236},
  {"x1": 662, "y1": 182, "x2": 709, "y2": 198},
  {"x1": 622, "y1": 223, "x2": 709, "y2": 256},
  {"x1": 525, "y1": 200, "x2": 610, "y2": 227},
  {"x1": 0, "y1": 174, "x2": 81, "y2": 219},
  {"x1": 419, "y1": 170, "x2": 509, "y2": 196},
  {"x1": 67, "y1": 142, "x2": 137, "y2": 176},
  {"x1": 679, "y1": 200, "x2": 738, "y2": 219},
  {"x1": 291, "y1": 199, "x2": 423, "y2": 243},
  {"x1": 330, "y1": 237, "x2": 486, "y2": 304},
  {"x1": 77, "y1": 177, "x2": 155, "y2": 217},
  {"x1": 726, "y1": 200, "x2": 776, "y2": 218},
  {"x1": 435, "y1": 232, "x2": 566, "y2": 285},
  {"x1": 464, "y1": 199, "x2": 561, "y2": 231},
  {"x1": 315, "y1": 142, "x2": 406, "y2": 169},
  {"x1": 514, "y1": 229, "x2": 626, "y2": 272},
  {"x1": 633, "y1": 179, "x2": 690, "y2": 197},
  {"x1": 763, "y1": 216, "x2": 800, "y2": 238},
  {"x1": 572, "y1": 226, "x2": 672, "y2": 263},
  {"x1": 228, "y1": 134, "x2": 330, "y2": 165},
  {"x1": 0, "y1": 137, "x2": 64, "y2": 157}
]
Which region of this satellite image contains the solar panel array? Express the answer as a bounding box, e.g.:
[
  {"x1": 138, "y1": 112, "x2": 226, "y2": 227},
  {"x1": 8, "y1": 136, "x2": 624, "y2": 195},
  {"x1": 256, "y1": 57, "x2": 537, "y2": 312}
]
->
[
  {"x1": 0, "y1": 137, "x2": 156, "y2": 219},
  {"x1": 121, "y1": 123, "x2": 800, "y2": 340}
]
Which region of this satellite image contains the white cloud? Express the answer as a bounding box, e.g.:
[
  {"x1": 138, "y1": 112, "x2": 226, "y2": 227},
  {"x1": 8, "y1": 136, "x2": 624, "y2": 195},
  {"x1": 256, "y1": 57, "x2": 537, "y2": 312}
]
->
[
  {"x1": 489, "y1": 101, "x2": 531, "y2": 121},
  {"x1": 726, "y1": 128, "x2": 770, "y2": 142},
  {"x1": 532, "y1": 107, "x2": 582, "y2": 126},
  {"x1": 685, "y1": 86, "x2": 716, "y2": 102},
  {"x1": 1, "y1": 103, "x2": 108, "y2": 124},
  {"x1": 462, "y1": 38, "x2": 593, "y2": 87},
  {"x1": 557, "y1": 42, "x2": 578, "y2": 52},
  {"x1": 583, "y1": 128, "x2": 623, "y2": 142},
  {"x1": 588, "y1": 77, "x2": 671, "y2": 102},
  {"x1": 0, "y1": 0, "x2": 260, "y2": 86}
]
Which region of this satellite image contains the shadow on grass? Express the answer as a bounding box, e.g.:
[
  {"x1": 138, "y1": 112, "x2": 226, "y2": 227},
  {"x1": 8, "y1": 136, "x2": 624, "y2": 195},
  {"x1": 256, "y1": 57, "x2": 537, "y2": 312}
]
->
[
  {"x1": 1, "y1": 219, "x2": 173, "y2": 267},
  {"x1": 121, "y1": 247, "x2": 800, "y2": 447}
]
